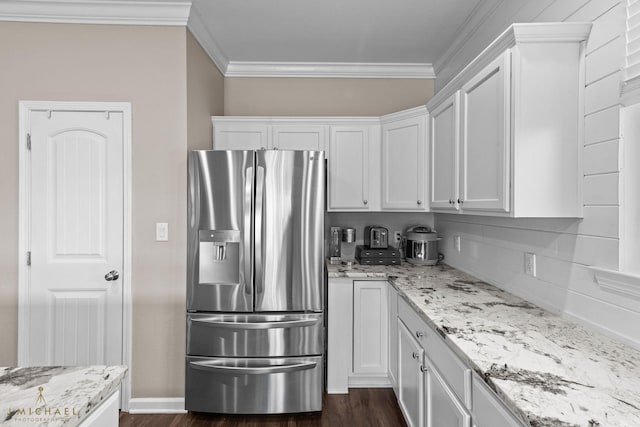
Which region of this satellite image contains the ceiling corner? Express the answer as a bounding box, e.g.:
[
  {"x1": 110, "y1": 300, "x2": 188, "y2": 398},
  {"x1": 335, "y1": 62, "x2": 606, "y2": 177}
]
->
[{"x1": 187, "y1": 1, "x2": 229, "y2": 75}]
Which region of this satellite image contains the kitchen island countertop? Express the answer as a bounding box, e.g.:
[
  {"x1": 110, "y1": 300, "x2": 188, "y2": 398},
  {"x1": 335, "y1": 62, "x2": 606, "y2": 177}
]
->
[
  {"x1": 327, "y1": 261, "x2": 640, "y2": 427},
  {"x1": 0, "y1": 365, "x2": 127, "y2": 427}
]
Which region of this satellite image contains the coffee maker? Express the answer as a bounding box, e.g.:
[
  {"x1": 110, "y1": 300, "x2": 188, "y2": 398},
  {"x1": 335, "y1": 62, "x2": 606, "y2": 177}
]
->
[{"x1": 329, "y1": 226, "x2": 356, "y2": 265}]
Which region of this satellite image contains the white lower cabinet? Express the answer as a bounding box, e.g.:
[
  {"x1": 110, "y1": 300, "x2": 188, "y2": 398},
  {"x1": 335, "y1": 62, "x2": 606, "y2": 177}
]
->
[
  {"x1": 471, "y1": 372, "x2": 524, "y2": 427},
  {"x1": 388, "y1": 285, "x2": 399, "y2": 393},
  {"x1": 352, "y1": 280, "x2": 388, "y2": 377},
  {"x1": 425, "y1": 360, "x2": 471, "y2": 427},
  {"x1": 398, "y1": 319, "x2": 424, "y2": 427}
]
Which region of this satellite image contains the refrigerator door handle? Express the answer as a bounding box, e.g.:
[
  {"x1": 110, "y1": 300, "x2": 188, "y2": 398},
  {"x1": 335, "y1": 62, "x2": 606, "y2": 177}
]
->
[
  {"x1": 191, "y1": 317, "x2": 319, "y2": 329},
  {"x1": 189, "y1": 360, "x2": 317, "y2": 375},
  {"x1": 244, "y1": 165, "x2": 254, "y2": 298},
  {"x1": 254, "y1": 164, "x2": 265, "y2": 298}
]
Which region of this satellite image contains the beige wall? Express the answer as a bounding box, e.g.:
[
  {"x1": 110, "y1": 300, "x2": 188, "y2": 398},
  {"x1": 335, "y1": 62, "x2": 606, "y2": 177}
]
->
[
  {"x1": 0, "y1": 22, "x2": 188, "y2": 398},
  {"x1": 224, "y1": 77, "x2": 434, "y2": 116},
  {"x1": 187, "y1": 31, "x2": 225, "y2": 150}
]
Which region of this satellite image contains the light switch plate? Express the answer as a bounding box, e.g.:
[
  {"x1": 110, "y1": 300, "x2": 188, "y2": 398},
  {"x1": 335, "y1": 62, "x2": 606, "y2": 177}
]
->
[{"x1": 156, "y1": 222, "x2": 169, "y2": 241}]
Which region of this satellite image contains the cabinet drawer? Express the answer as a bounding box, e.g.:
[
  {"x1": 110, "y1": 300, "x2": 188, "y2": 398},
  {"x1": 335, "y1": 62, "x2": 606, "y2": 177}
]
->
[
  {"x1": 471, "y1": 373, "x2": 525, "y2": 427},
  {"x1": 398, "y1": 297, "x2": 472, "y2": 408}
]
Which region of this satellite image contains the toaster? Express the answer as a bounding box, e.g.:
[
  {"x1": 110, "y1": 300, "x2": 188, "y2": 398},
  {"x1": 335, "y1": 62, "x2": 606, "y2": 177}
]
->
[{"x1": 365, "y1": 226, "x2": 388, "y2": 249}]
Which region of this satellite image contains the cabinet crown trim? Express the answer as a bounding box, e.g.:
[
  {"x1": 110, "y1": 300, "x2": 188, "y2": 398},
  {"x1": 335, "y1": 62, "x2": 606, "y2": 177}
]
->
[{"x1": 427, "y1": 22, "x2": 592, "y2": 111}]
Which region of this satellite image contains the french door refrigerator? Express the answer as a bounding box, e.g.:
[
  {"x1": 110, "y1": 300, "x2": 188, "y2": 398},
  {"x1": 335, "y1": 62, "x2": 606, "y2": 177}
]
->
[{"x1": 185, "y1": 150, "x2": 325, "y2": 414}]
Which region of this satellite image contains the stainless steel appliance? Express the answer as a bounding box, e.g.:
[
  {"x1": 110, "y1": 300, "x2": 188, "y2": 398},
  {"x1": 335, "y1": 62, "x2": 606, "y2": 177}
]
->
[
  {"x1": 405, "y1": 226, "x2": 440, "y2": 266},
  {"x1": 186, "y1": 150, "x2": 325, "y2": 414},
  {"x1": 329, "y1": 226, "x2": 342, "y2": 264},
  {"x1": 365, "y1": 226, "x2": 388, "y2": 249}
]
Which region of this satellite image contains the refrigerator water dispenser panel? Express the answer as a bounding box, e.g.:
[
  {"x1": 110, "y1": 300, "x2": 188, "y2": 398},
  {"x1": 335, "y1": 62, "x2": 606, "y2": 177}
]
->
[{"x1": 199, "y1": 230, "x2": 240, "y2": 284}]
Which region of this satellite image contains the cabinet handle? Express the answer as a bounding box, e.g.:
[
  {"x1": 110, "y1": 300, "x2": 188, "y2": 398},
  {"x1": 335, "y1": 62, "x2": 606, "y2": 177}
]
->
[
  {"x1": 363, "y1": 200, "x2": 368, "y2": 205},
  {"x1": 417, "y1": 200, "x2": 422, "y2": 205},
  {"x1": 420, "y1": 365, "x2": 427, "y2": 373},
  {"x1": 260, "y1": 147, "x2": 266, "y2": 150},
  {"x1": 449, "y1": 199, "x2": 453, "y2": 205},
  {"x1": 412, "y1": 352, "x2": 420, "y2": 359},
  {"x1": 273, "y1": 147, "x2": 279, "y2": 150},
  {"x1": 416, "y1": 331, "x2": 424, "y2": 338}
]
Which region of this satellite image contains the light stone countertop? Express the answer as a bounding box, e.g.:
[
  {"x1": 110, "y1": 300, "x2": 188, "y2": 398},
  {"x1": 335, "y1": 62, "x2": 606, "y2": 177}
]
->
[
  {"x1": 327, "y1": 261, "x2": 640, "y2": 427},
  {"x1": 0, "y1": 365, "x2": 127, "y2": 427}
]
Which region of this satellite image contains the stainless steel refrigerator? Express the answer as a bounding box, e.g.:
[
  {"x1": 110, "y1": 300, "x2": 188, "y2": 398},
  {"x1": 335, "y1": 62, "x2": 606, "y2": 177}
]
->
[{"x1": 185, "y1": 150, "x2": 325, "y2": 414}]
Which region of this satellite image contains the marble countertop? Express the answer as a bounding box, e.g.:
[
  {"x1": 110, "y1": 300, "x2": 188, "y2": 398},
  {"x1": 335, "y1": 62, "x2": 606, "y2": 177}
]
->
[
  {"x1": 328, "y1": 261, "x2": 640, "y2": 427},
  {"x1": 0, "y1": 365, "x2": 127, "y2": 427}
]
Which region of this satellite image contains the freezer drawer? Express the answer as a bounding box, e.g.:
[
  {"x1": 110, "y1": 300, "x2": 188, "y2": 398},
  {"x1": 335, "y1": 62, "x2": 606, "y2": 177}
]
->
[
  {"x1": 187, "y1": 313, "x2": 324, "y2": 357},
  {"x1": 185, "y1": 355, "x2": 323, "y2": 414}
]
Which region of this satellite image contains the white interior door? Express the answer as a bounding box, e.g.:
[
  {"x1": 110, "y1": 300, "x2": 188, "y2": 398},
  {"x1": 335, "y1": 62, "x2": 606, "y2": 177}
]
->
[{"x1": 24, "y1": 109, "x2": 124, "y2": 366}]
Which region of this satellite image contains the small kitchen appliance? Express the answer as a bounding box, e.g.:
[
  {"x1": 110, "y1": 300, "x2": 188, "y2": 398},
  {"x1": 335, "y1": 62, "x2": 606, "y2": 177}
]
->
[
  {"x1": 329, "y1": 227, "x2": 342, "y2": 264},
  {"x1": 356, "y1": 246, "x2": 401, "y2": 265},
  {"x1": 341, "y1": 227, "x2": 356, "y2": 263},
  {"x1": 405, "y1": 226, "x2": 440, "y2": 266},
  {"x1": 364, "y1": 226, "x2": 388, "y2": 249}
]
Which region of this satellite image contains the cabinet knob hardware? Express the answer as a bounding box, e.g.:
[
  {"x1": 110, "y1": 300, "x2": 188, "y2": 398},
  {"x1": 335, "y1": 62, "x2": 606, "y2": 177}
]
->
[
  {"x1": 417, "y1": 200, "x2": 422, "y2": 205},
  {"x1": 449, "y1": 199, "x2": 453, "y2": 205},
  {"x1": 416, "y1": 331, "x2": 424, "y2": 338},
  {"x1": 412, "y1": 352, "x2": 420, "y2": 359},
  {"x1": 420, "y1": 365, "x2": 427, "y2": 373},
  {"x1": 363, "y1": 200, "x2": 368, "y2": 205},
  {"x1": 260, "y1": 147, "x2": 266, "y2": 150},
  {"x1": 273, "y1": 147, "x2": 279, "y2": 150}
]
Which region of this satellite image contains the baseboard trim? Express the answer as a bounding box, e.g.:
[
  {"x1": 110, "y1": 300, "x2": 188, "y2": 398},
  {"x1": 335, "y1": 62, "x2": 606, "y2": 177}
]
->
[
  {"x1": 348, "y1": 376, "x2": 392, "y2": 388},
  {"x1": 128, "y1": 398, "x2": 186, "y2": 414}
]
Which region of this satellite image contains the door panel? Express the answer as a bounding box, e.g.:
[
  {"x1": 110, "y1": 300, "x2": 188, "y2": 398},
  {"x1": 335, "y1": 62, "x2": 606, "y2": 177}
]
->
[
  {"x1": 187, "y1": 150, "x2": 254, "y2": 312},
  {"x1": 29, "y1": 110, "x2": 123, "y2": 366},
  {"x1": 430, "y1": 92, "x2": 460, "y2": 211},
  {"x1": 255, "y1": 150, "x2": 324, "y2": 312},
  {"x1": 398, "y1": 319, "x2": 424, "y2": 427}
]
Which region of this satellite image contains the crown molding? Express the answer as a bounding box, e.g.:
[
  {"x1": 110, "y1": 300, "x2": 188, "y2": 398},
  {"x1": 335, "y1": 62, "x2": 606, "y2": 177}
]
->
[
  {"x1": 187, "y1": 1, "x2": 228, "y2": 73},
  {"x1": 0, "y1": 0, "x2": 191, "y2": 25},
  {"x1": 224, "y1": 61, "x2": 435, "y2": 79},
  {"x1": 592, "y1": 267, "x2": 640, "y2": 301}
]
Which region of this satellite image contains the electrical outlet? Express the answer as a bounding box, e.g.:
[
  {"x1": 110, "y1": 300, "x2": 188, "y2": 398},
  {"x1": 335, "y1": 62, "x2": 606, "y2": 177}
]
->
[
  {"x1": 454, "y1": 235, "x2": 461, "y2": 252},
  {"x1": 156, "y1": 222, "x2": 169, "y2": 241},
  {"x1": 393, "y1": 231, "x2": 402, "y2": 246},
  {"x1": 524, "y1": 252, "x2": 536, "y2": 277}
]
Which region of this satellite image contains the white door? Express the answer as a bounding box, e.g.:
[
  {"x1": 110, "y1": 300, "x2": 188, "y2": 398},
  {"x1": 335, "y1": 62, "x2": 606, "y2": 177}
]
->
[
  {"x1": 459, "y1": 53, "x2": 510, "y2": 213},
  {"x1": 398, "y1": 319, "x2": 424, "y2": 427},
  {"x1": 272, "y1": 125, "x2": 326, "y2": 151},
  {"x1": 213, "y1": 123, "x2": 269, "y2": 150},
  {"x1": 430, "y1": 92, "x2": 460, "y2": 211},
  {"x1": 328, "y1": 126, "x2": 371, "y2": 210},
  {"x1": 24, "y1": 109, "x2": 124, "y2": 366},
  {"x1": 381, "y1": 116, "x2": 427, "y2": 211},
  {"x1": 352, "y1": 281, "x2": 388, "y2": 375}
]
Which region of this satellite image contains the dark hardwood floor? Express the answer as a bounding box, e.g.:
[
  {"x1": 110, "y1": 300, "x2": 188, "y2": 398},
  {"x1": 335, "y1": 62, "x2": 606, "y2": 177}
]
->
[{"x1": 119, "y1": 389, "x2": 406, "y2": 427}]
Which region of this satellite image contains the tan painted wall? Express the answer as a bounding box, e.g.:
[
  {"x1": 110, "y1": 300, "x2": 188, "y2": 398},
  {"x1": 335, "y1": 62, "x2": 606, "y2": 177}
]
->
[
  {"x1": 224, "y1": 77, "x2": 434, "y2": 116},
  {"x1": 0, "y1": 22, "x2": 188, "y2": 398},
  {"x1": 187, "y1": 31, "x2": 225, "y2": 150}
]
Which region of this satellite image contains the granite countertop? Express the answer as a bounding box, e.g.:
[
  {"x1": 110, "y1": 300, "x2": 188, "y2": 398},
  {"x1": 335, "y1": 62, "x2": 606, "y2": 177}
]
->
[
  {"x1": 327, "y1": 261, "x2": 640, "y2": 427},
  {"x1": 0, "y1": 365, "x2": 127, "y2": 427}
]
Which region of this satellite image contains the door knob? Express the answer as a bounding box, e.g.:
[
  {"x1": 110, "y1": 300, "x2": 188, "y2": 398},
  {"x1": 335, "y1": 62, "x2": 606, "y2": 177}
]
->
[{"x1": 105, "y1": 270, "x2": 120, "y2": 281}]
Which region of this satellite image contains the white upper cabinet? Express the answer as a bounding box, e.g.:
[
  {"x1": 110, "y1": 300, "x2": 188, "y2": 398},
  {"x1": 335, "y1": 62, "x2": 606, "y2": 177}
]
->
[
  {"x1": 272, "y1": 125, "x2": 326, "y2": 151},
  {"x1": 430, "y1": 92, "x2": 459, "y2": 211},
  {"x1": 328, "y1": 124, "x2": 380, "y2": 211},
  {"x1": 459, "y1": 52, "x2": 510, "y2": 213},
  {"x1": 427, "y1": 23, "x2": 591, "y2": 217},
  {"x1": 212, "y1": 118, "x2": 326, "y2": 151},
  {"x1": 381, "y1": 107, "x2": 428, "y2": 211},
  {"x1": 213, "y1": 121, "x2": 269, "y2": 150}
]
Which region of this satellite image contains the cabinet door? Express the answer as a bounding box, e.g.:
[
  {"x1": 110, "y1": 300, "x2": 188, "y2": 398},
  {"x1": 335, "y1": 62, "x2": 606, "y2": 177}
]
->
[
  {"x1": 328, "y1": 126, "x2": 371, "y2": 210},
  {"x1": 425, "y1": 360, "x2": 471, "y2": 427},
  {"x1": 272, "y1": 125, "x2": 326, "y2": 151},
  {"x1": 381, "y1": 116, "x2": 427, "y2": 211},
  {"x1": 388, "y1": 285, "x2": 399, "y2": 394},
  {"x1": 459, "y1": 52, "x2": 510, "y2": 213},
  {"x1": 430, "y1": 92, "x2": 459, "y2": 211},
  {"x1": 398, "y1": 320, "x2": 424, "y2": 427},
  {"x1": 353, "y1": 281, "x2": 388, "y2": 375},
  {"x1": 213, "y1": 124, "x2": 270, "y2": 150}
]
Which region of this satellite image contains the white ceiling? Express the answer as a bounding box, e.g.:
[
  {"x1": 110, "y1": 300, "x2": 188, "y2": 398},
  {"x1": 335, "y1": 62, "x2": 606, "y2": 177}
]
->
[
  {"x1": 189, "y1": 0, "x2": 486, "y2": 77},
  {"x1": 0, "y1": 0, "x2": 494, "y2": 78}
]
